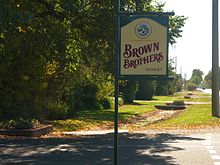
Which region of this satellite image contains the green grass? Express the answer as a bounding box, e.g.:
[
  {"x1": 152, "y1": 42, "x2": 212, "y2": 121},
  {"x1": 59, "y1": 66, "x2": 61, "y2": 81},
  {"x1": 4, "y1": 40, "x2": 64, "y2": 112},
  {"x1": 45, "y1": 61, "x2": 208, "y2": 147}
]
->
[
  {"x1": 52, "y1": 102, "x2": 155, "y2": 131},
  {"x1": 148, "y1": 104, "x2": 220, "y2": 129},
  {"x1": 119, "y1": 102, "x2": 156, "y2": 120},
  {"x1": 52, "y1": 109, "x2": 114, "y2": 131},
  {"x1": 153, "y1": 91, "x2": 211, "y2": 103},
  {"x1": 52, "y1": 90, "x2": 220, "y2": 132},
  {"x1": 186, "y1": 97, "x2": 211, "y2": 102},
  {"x1": 152, "y1": 95, "x2": 182, "y2": 101}
]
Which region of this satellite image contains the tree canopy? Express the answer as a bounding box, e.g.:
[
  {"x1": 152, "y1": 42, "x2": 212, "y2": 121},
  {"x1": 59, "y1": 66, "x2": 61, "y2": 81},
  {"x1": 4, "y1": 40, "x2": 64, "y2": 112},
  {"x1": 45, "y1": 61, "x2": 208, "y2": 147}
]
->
[
  {"x1": 204, "y1": 68, "x2": 220, "y2": 89},
  {"x1": 189, "y1": 69, "x2": 204, "y2": 86},
  {"x1": 0, "y1": 0, "x2": 186, "y2": 120}
]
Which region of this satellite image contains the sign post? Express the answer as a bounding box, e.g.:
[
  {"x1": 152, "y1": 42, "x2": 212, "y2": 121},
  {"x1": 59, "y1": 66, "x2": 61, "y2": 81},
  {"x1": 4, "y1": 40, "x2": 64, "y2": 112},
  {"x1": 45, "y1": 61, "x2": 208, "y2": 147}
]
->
[
  {"x1": 114, "y1": 1, "x2": 174, "y2": 165},
  {"x1": 212, "y1": 0, "x2": 220, "y2": 117},
  {"x1": 114, "y1": 0, "x2": 120, "y2": 165}
]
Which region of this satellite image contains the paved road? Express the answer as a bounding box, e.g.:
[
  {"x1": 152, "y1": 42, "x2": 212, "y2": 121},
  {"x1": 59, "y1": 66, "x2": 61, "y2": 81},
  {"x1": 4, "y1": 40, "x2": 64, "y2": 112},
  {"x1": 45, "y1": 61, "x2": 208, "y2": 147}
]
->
[{"x1": 1, "y1": 131, "x2": 220, "y2": 165}]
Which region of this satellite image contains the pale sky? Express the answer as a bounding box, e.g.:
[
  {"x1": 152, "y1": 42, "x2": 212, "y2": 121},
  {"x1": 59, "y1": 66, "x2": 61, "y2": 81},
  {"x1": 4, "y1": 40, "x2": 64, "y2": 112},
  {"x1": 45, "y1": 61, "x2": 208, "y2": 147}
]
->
[{"x1": 162, "y1": 0, "x2": 212, "y2": 79}]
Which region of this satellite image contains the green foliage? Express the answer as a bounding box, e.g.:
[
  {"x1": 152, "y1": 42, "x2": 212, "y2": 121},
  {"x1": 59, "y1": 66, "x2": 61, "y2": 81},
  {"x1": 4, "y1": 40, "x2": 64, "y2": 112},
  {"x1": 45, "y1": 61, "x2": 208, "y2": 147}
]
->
[
  {"x1": 136, "y1": 80, "x2": 155, "y2": 100},
  {"x1": 204, "y1": 68, "x2": 220, "y2": 89},
  {"x1": 172, "y1": 100, "x2": 185, "y2": 106},
  {"x1": 186, "y1": 82, "x2": 197, "y2": 91},
  {"x1": 51, "y1": 91, "x2": 214, "y2": 131},
  {"x1": 100, "y1": 97, "x2": 112, "y2": 109},
  {"x1": 0, "y1": 0, "x2": 186, "y2": 121},
  {"x1": 155, "y1": 59, "x2": 183, "y2": 96},
  {"x1": 155, "y1": 80, "x2": 168, "y2": 96},
  {"x1": 189, "y1": 69, "x2": 204, "y2": 86},
  {"x1": 118, "y1": 97, "x2": 124, "y2": 107},
  {"x1": 166, "y1": 59, "x2": 183, "y2": 95},
  {"x1": 176, "y1": 74, "x2": 183, "y2": 92},
  {"x1": 41, "y1": 101, "x2": 69, "y2": 120},
  {"x1": 120, "y1": 80, "x2": 138, "y2": 103},
  {"x1": 168, "y1": 16, "x2": 187, "y2": 45},
  {"x1": 0, "y1": 118, "x2": 40, "y2": 129},
  {"x1": 204, "y1": 70, "x2": 212, "y2": 88},
  {"x1": 66, "y1": 68, "x2": 114, "y2": 111}
]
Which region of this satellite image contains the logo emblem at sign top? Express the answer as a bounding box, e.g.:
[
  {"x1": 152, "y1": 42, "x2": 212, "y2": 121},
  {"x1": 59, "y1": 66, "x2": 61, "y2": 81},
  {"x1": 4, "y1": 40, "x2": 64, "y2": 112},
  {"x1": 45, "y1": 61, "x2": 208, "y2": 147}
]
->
[{"x1": 135, "y1": 22, "x2": 152, "y2": 39}]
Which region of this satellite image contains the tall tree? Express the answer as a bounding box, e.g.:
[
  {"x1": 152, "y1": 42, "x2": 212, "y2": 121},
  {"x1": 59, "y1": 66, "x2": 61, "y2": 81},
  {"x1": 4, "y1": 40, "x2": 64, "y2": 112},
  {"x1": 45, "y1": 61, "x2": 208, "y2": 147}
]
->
[
  {"x1": 204, "y1": 68, "x2": 220, "y2": 89},
  {"x1": 189, "y1": 69, "x2": 204, "y2": 86},
  {"x1": 204, "y1": 71, "x2": 212, "y2": 88},
  {"x1": 0, "y1": 0, "x2": 187, "y2": 119}
]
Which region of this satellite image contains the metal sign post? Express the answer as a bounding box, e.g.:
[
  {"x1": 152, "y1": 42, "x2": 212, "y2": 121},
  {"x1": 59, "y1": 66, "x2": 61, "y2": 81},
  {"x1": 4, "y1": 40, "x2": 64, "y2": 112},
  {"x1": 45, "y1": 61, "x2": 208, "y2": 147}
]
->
[
  {"x1": 114, "y1": 0, "x2": 120, "y2": 165},
  {"x1": 212, "y1": 0, "x2": 220, "y2": 117}
]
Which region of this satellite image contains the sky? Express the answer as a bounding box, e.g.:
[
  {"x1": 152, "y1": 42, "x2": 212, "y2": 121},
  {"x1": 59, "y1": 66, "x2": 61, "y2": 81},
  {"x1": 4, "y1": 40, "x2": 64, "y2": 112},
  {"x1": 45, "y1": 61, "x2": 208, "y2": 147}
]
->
[{"x1": 162, "y1": 0, "x2": 212, "y2": 79}]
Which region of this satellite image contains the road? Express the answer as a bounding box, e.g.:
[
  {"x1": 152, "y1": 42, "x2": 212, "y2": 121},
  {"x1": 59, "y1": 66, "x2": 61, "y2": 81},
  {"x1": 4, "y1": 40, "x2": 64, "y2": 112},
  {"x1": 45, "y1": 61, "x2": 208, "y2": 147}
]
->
[{"x1": 1, "y1": 130, "x2": 220, "y2": 165}]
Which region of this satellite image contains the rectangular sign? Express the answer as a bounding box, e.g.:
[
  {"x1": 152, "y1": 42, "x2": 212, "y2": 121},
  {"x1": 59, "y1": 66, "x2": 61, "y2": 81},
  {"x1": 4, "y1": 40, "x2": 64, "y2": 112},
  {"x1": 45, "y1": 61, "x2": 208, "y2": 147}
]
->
[{"x1": 120, "y1": 15, "x2": 169, "y2": 78}]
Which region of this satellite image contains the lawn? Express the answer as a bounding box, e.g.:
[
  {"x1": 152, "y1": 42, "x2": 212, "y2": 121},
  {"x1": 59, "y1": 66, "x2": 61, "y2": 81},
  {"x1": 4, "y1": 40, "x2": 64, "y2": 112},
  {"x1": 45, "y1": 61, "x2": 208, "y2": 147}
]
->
[
  {"x1": 145, "y1": 103, "x2": 220, "y2": 130},
  {"x1": 51, "y1": 90, "x2": 220, "y2": 132},
  {"x1": 52, "y1": 102, "x2": 155, "y2": 131}
]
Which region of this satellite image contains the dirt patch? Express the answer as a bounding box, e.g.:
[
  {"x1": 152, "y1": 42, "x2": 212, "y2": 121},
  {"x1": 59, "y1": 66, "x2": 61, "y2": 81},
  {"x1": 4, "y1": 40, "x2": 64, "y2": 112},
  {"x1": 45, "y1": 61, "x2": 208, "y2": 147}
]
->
[{"x1": 120, "y1": 109, "x2": 185, "y2": 130}]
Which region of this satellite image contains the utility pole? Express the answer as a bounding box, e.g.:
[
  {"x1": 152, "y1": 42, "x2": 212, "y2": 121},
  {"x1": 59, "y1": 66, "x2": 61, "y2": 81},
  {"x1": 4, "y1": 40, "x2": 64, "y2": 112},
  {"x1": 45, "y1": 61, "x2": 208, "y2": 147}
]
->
[{"x1": 212, "y1": 0, "x2": 220, "y2": 117}]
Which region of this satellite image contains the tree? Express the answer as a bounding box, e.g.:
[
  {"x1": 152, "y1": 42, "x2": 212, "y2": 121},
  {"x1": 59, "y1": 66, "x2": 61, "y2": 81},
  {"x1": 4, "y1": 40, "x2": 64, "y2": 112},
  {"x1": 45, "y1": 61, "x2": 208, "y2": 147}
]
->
[
  {"x1": 0, "y1": 0, "x2": 187, "y2": 120},
  {"x1": 136, "y1": 81, "x2": 155, "y2": 100},
  {"x1": 204, "y1": 68, "x2": 220, "y2": 89},
  {"x1": 0, "y1": 0, "x2": 80, "y2": 119},
  {"x1": 189, "y1": 69, "x2": 204, "y2": 86},
  {"x1": 186, "y1": 82, "x2": 197, "y2": 91},
  {"x1": 176, "y1": 74, "x2": 183, "y2": 92},
  {"x1": 155, "y1": 58, "x2": 183, "y2": 96},
  {"x1": 204, "y1": 71, "x2": 212, "y2": 88},
  {"x1": 120, "y1": 80, "x2": 138, "y2": 103}
]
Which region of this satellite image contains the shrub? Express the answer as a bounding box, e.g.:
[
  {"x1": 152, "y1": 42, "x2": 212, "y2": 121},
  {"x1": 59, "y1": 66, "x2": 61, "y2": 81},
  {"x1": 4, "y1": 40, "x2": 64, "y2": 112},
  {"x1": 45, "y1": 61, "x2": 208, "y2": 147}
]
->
[
  {"x1": 186, "y1": 82, "x2": 197, "y2": 91},
  {"x1": 120, "y1": 80, "x2": 138, "y2": 103},
  {"x1": 109, "y1": 97, "x2": 124, "y2": 108},
  {"x1": 100, "y1": 97, "x2": 113, "y2": 109},
  {"x1": 118, "y1": 98, "x2": 124, "y2": 106},
  {"x1": 67, "y1": 72, "x2": 114, "y2": 111},
  {"x1": 42, "y1": 101, "x2": 69, "y2": 120},
  {"x1": 172, "y1": 100, "x2": 185, "y2": 106},
  {"x1": 0, "y1": 118, "x2": 40, "y2": 129},
  {"x1": 155, "y1": 81, "x2": 168, "y2": 96},
  {"x1": 136, "y1": 80, "x2": 155, "y2": 100}
]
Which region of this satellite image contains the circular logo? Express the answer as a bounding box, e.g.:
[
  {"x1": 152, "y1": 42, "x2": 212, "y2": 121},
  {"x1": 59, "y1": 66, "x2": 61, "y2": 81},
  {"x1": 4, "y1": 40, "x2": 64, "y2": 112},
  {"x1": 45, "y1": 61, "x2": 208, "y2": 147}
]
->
[{"x1": 135, "y1": 22, "x2": 152, "y2": 39}]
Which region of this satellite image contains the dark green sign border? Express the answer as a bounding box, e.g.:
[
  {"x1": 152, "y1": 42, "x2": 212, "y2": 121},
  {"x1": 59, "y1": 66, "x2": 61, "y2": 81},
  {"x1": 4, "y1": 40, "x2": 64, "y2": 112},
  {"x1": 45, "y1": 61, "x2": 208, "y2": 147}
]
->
[{"x1": 119, "y1": 14, "x2": 170, "y2": 80}]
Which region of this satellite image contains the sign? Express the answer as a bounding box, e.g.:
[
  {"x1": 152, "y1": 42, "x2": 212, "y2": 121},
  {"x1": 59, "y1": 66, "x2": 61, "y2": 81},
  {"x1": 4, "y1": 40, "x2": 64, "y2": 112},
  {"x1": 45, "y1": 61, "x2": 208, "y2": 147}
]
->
[{"x1": 120, "y1": 15, "x2": 169, "y2": 78}]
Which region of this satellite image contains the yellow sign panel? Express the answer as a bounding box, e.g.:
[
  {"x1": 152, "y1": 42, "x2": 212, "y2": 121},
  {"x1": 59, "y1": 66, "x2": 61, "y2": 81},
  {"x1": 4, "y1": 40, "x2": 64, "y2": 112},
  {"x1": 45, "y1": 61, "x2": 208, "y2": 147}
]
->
[{"x1": 120, "y1": 16, "x2": 168, "y2": 77}]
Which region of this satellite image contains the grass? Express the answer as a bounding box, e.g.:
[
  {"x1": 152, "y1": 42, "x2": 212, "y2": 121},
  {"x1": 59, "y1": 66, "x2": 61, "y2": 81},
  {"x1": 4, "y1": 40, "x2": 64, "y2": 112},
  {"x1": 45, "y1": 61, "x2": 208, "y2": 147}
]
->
[
  {"x1": 52, "y1": 102, "x2": 155, "y2": 131},
  {"x1": 153, "y1": 91, "x2": 211, "y2": 103},
  {"x1": 147, "y1": 104, "x2": 220, "y2": 129},
  {"x1": 119, "y1": 102, "x2": 156, "y2": 120},
  {"x1": 52, "y1": 90, "x2": 220, "y2": 132}
]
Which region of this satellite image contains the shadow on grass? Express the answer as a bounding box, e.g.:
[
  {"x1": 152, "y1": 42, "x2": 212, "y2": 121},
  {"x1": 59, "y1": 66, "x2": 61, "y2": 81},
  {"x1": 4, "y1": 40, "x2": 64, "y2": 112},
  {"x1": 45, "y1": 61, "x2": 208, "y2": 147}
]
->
[
  {"x1": 0, "y1": 133, "x2": 204, "y2": 165},
  {"x1": 76, "y1": 109, "x2": 144, "y2": 122},
  {"x1": 76, "y1": 110, "x2": 151, "y2": 122},
  {"x1": 76, "y1": 109, "x2": 114, "y2": 121}
]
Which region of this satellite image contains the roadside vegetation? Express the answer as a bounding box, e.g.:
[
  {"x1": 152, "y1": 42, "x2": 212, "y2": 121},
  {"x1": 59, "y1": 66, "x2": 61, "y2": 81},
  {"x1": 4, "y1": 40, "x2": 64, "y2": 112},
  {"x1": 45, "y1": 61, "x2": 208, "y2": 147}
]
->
[
  {"x1": 0, "y1": 1, "x2": 186, "y2": 130},
  {"x1": 1, "y1": 1, "x2": 219, "y2": 133},
  {"x1": 50, "y1": 90, "x2": 218, "y2": 132},
  {"x1": 148, "y1": 104, "x2": 218, "y2": 129}
]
